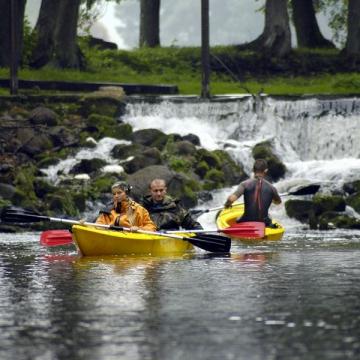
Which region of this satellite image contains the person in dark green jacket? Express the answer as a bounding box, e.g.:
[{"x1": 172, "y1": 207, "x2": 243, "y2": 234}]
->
[{"x1": 141, "y1": 178, "x2": 203, "y2": 231}]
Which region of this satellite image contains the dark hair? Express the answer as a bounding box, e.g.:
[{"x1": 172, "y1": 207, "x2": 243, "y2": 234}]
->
[
  {"x1": 253, "y1": 159, "x2": 268, "y2": 173},
  {"x1": 112, "y1": 181, "x2": 132, "y2": 194}
]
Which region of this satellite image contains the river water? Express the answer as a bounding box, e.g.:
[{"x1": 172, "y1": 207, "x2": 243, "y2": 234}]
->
[
  {"x1": 1, "y1": 229, "x2": 360, "y2": 360},
  {"x1": 2, "y1": 96, "x2": 360, "y2": 359}
]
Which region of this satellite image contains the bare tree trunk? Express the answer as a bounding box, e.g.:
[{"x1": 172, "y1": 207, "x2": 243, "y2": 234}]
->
[
  {"x1": 345, "y1": 0, "x2": 360, "y2": 57},
  {"x1": 237, "y1": 0, "x2": 291, "y2": 57},
  {"x1": 139, "y1": 0, "x2": 160, "y2": 47},
  {"x1": 0, "y1": 0, "x2": 26, "y2": 67},
  {"x1": 30, "y1": 0, "x2": 84, "y2": 69},
  {"x1": 30, "y1": 0, "x2": 60, "y2": 68},
  {"x1": 292, "y1": 0, "x2": 335, "y2": 49},
  {"x1": 52, "y1": 0, "x2": 84, "y2": 68}
]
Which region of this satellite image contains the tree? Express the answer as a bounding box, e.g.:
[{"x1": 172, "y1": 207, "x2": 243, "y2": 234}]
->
[
  {"x1": 291, "y1": 0, "x2": 335, "y2": 49},
  {"x1": 139, "y1": 0, "x2": 160, "y2": 47},
  {"x1": 30, "y1": 0, "x2": 85, "y2": 69},
  {"x1": 237, "y1": 0, "x2": 291, "y2": 57},
  {"x1": 344, "y1": 0, "x2": 360, "y2": 58},
  {"x1": 0, "y1": 0, "x2": 26, "y2": 67}
]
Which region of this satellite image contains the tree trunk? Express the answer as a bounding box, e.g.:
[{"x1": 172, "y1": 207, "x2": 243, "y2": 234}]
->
[
  {"x1": 30, "y1": 0, "x2": 60, "y2": 68},
  {"x1": 52, "y1": 0, "x2": 84, "y2": 68},
  {"x1": 292, "y1": 0, "x2": 335, "y2": 49},
  {"x1": 345, "y1": 0, "x2": 360, "y2": 57},
  {"x1": 0, "y1": 0, "x2": 26, "y2": 67},
  {"x1": 237, "y1": 0, "x2": 291, "y2": 57},
  {"x1": 30, "y1": 0, "x2": 84, "y2": 69},
  {"x1": 139, "y1": 0, "x2": 160, "y2": 47}
]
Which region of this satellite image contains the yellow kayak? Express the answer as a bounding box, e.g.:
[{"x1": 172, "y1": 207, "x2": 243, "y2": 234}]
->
[
  {"x1": 216, "y1": 203, "x2": 284, "y2": 241},
  {"x1": 72, "y1": 225, "x2": 194, "y2": 256}
]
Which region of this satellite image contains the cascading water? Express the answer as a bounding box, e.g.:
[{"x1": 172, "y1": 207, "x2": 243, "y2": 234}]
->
[
  {"x1": 41, "y1": 96, "x2": 360, "y2": 229},
  {"x1": 123, "y1": 96, "x2": 360, "y2": 228}
]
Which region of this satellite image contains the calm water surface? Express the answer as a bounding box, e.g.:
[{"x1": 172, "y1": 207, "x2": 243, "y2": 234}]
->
[{"x1": 1, "y1": 231, "x2": 360, "y2": 360}]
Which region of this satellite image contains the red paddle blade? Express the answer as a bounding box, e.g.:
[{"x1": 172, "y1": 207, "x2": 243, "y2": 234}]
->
[
  {"x1": 40, "y1": 230, "x2": 73, "y2": 246},
  {"x1": 221, "y1": 222, "x2": 265, "y2": 239}
]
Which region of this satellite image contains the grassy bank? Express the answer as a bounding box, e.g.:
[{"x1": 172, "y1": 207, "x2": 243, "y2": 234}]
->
[{"x1": 1, "y1": 43, "x2": 360, "y2": 96}]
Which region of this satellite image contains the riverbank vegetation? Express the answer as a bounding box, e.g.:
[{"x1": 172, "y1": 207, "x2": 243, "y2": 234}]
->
[{"x1": 1, "y1": 42, "x2": 360, "y2": 96}]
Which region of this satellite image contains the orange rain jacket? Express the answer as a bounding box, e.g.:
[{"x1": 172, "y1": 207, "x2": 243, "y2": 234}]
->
[{"x1": 96, "y1": 199, "x2": 156, "y2": 231}]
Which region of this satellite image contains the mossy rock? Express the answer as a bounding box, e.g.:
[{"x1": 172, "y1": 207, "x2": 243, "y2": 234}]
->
[
  {"x1": 318, "y1": 211, "x2": 360, "y2": 230},
  {"x1": 252, "y1": 141, "x2": 286, "y2": 181},
  {"x1": 196, "y1": 148, "x2": 220, "y2": 168},
  {"x1": 194, "y1": 160, "x2": 209, "y2": 178},
  {"x1": 111, "y1": 143, "x2": 145, "y2": 159},
  {"x1": 168, "y1": 156, "x2": 193, "y2": 173},
  {"x1": 203, "y1": 169, "x2": 225, "y2": 190},
  {"x1": 213, "y1": 149, "x2": 247, "y2": 185},
  {"x1": 80, "y1": 95, "x2": 125, "y2": 118},
  {"x1": 69, "y1": 158, "x2": 107, "y2": 175},
  {"x1": 14, "y1": 165, "x2": 37, "y2": 202},
  {"x1": 346, "y1": 192, "x2": 360, "y2": 213},
  {"x1": 45, "y1": 191, "x2": 78, "y2": 216},
  {"x1": 33, "y1": 178, "x2": 57, "y2": 199},
  {"x1": 132, "y1": 128, "x2": 168, "y2": 150},
  {"x1": 87, "y1": 113, "x2": 115, "y2": 128},
  {"x1": 36, "y1": 156, "x2": 61, "y2": 169},
  {"x1": 312, "y1": 194, "x2": 346, "y2": 215},
  {"x1": 343, "y1": 180, "x2": 360, "y2": 195},
  {"x1": 91, "y1": 175, "x2": 120, "y2": 195},
  {"x1": 73, "y1": 192, "x2": 87, "y2": 212},
  {"x1": 285, "y1": 199, "x2": 314, "y2": 223}
]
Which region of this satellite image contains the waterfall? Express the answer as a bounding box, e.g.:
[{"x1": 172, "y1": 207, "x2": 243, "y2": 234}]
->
[
  {"x1": 123, "y1": 96, "x2": 360, "y2": 228},
  {"x1": 124, "y1": 96, "x2": 360, "y2": 186}
]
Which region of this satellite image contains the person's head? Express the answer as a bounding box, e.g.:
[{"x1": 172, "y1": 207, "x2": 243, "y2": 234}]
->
[
  {"x1": 149, "y1": 178, "x2": 167, "y2": 203},
  {"x1": 111, "y1": 181, "x2": 132, "y2": 203},
  {"x1": 253, "y1": 159, "x2": 268, "y2": 175}
]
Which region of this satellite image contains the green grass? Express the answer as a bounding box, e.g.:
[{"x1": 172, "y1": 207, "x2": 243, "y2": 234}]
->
[{"x1": 1, "y1": 43, "x2": 360, "y2": 96}]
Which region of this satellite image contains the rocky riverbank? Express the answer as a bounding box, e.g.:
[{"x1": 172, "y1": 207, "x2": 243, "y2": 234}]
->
[{"x1": 1, "y1": 88, "x2": 360, "y2": 232}]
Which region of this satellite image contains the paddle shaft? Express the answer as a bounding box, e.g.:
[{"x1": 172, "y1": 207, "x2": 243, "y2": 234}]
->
[{"x1": 190, "y1": 183, "x2": 320, "y2": 216}]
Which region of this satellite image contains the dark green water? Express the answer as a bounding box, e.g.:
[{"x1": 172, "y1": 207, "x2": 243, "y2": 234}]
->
[{"x1": 1, "y1": 231, "x2": 360, "y2": 360}]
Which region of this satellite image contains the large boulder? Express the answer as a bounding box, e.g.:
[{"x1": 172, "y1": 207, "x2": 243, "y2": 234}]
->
[
  {"x1": 131, "y1": 128, "x2": 168, "y2": 150},
  {"x1": 127, "y1": 165, "x2": 199, "y2": 208},
  {"x1": 252, "y1": 141, "x2": 286, "y2": 182},
  {"x1": 124, "y1": 147, "x2": 163, "y2": 174}
]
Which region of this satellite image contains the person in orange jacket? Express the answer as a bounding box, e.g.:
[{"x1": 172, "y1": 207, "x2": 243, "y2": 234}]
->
[{"x1": 96, "y1": 181, "x2": 156, "y2": 232}]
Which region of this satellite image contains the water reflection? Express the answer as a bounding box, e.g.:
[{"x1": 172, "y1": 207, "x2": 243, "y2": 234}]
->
[{"x1": 1, "y1": 232, "x2": 360, "y2": 359}]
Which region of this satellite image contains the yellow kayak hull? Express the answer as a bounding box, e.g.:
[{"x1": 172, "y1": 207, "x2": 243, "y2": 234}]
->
[
  {"x1": 72, "y1": 225, "x2": 194, "y2": 256},
  {"x1": 216, "y1": 204, "x2": 284, "y2": 241}
]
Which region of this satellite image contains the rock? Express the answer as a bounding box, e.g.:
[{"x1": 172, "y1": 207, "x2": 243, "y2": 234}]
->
[
  {"x1": 132, "y1": 128, "x2": 168, "y2": 150},
  {"x1": 182, "y1": 134, "x2": 201, "y2": 146},
  {"x1": 69, "y1": 158, "x2": 107, "y2": 175},
  {"x1": 173, "y1": 140, "x2": 196, "y2": 156},
  {"x1": 252, "y1": 141, "x2": 286, "y2": 182},
  {"x1": 124, "y1": 147, "x2": 163, "y2": 174},
  {"x1": 0, "y1": 183, "x2": 16, "y2": 199},
  {"x1": 127, "y1": 165, "x2": 199, "y2": 208},
  {"x1": 285, "y1": 199, "x2": 314, "y2": 223},
  {"x1": 28, "y1": 107, "x2": 58, "y2": 126}
]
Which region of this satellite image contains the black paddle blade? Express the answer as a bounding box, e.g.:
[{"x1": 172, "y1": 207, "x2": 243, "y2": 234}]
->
[
  {"x1": 289, "y1": 184, "x2": 320, "y2": 196},
  {"x1": 187, "y1": 233, "x2": 231, "y2": 253},
  {"x1": 0, "y1": 206, "x2": 49, "y2": 223}
]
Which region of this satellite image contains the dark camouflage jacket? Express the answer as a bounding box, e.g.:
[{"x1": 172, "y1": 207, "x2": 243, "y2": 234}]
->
[{"x1": 141, "y1": 195, "x2": 203, "y2": 231}]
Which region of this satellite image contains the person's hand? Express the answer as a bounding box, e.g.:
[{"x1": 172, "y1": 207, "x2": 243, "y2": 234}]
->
[
  {"x1": 79, "y1": 218, "x2": 86, "y2": 224},
  {"x1": 224, "y1": 200, "x2": 232, "y2": 208},
  {"x1": 129, "y1": 226, "x2": 139, "y2": 232}
]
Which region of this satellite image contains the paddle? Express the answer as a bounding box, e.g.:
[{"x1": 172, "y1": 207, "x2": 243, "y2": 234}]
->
[
  {"x1": 1, "y1": 206, "x2": 230, "y2": 253},
  {"x1": 166, "y1": 221, "x2": 265, "y2": 239},
  {"x1": 190, "y1": 183, "x2": 321, "y2": 217},
  {"x1": 40, "y1": 229, "x2": 73, "y2": 246}
]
